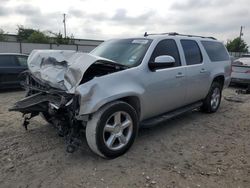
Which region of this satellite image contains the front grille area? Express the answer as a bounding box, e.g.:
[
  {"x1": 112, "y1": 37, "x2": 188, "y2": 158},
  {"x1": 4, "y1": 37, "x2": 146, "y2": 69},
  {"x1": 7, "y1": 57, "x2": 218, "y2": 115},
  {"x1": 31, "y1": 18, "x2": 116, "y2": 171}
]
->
[{"x1": 21, "y1": 71, "x2": 60, "y2": 93}]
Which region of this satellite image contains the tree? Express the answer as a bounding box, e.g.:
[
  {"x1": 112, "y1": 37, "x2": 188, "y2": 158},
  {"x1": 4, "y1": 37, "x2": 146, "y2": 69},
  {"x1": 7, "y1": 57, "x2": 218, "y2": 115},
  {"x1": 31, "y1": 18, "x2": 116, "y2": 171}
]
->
[
  {"x1": 0, "y1": 28, "x2": 6, "y2": 41},
  {"x1": 48, "y1": 31, "x2": 74, "y2": 45},
  {"x1": 55, "y1": 32, "x2": 65, "y2": 44},
  {"x1": 27, "y1": 31, "x2": 50, "y2": 43},
  {"x1": 17, "y1": 25, "x2": 36, "y2": 42},
  {"x1": 226, "y1": 37, "x2": 248, "y2": 53}
]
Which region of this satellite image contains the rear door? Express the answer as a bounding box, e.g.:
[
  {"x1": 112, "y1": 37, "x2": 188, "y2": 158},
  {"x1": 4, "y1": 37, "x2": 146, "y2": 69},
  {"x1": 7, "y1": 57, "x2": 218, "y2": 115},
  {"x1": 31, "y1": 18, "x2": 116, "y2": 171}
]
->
[{"x1": 180, "y1": 40, "x2": 210, "y2": 104}]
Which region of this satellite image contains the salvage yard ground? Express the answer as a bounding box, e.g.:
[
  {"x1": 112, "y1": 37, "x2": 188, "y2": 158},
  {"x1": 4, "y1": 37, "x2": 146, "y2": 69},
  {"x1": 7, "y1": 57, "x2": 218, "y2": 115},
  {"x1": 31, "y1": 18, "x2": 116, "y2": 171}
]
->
[{"x1": 0, "y1": 87, "x2": 249, "y2": 188}]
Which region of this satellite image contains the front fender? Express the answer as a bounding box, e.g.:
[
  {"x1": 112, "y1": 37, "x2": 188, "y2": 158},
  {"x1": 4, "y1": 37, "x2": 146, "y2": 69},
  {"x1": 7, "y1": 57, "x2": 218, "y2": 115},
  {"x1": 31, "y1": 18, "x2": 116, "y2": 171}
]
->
[{"x1": 75, "y1": 74, "x2": 144, "y2": 116}]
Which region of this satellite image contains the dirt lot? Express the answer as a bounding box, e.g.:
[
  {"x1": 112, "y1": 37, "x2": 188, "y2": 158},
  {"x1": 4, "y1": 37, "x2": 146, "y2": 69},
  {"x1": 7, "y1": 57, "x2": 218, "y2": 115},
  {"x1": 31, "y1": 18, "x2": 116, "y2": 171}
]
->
[{"x1": 0, "y1": 88, "x2": 249, "y2": 188}]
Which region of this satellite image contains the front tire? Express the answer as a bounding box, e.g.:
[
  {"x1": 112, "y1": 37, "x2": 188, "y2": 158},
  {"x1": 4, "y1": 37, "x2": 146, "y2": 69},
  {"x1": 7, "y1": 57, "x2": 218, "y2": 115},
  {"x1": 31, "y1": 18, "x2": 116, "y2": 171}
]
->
[
  {"x1": 86, "y1": 101, "x2": 138, "y2": 158},
  {"x1": 201, "y1": 82, "x2": 222, "y2": 113}
]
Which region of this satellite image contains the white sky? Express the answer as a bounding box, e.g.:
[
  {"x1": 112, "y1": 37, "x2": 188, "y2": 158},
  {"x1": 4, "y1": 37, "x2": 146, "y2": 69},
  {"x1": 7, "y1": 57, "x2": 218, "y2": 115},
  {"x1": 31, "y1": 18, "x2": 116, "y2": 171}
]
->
[{"x1": 0, "y1": 0, "x2": 249, "y2": 45}]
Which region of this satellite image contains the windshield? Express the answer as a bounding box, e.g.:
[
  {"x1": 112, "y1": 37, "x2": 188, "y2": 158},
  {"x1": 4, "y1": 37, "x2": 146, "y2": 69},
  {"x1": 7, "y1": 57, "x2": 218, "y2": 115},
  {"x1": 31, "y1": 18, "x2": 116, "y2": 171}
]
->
[{"x1": 90, "y1": 38, "x2": 152, "y2": 67}]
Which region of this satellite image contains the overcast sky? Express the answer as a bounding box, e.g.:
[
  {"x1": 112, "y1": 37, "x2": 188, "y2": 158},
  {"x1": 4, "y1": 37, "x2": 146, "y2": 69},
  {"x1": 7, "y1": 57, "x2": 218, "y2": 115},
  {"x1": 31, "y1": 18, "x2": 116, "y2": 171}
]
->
[{"x1": 0, "y1": 0, "x2": 249, "y2": 44}]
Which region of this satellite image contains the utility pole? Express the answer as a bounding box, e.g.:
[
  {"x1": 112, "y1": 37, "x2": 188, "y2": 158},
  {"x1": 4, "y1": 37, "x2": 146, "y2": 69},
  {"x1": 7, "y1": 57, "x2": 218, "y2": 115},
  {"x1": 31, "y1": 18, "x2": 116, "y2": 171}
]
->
[
  {"x1": 239, "y1": 26, "x2": 244, "y2": 40},
  {"x1": 63, "y1": 13, "x2": 67, "y2": 38}
]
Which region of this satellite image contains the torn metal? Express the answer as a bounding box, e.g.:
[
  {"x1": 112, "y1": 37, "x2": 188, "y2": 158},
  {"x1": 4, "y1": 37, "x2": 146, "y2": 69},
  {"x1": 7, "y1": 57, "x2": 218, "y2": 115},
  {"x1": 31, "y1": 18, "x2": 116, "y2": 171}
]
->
[
  {"x1": 9, "y1": 50, "x2": 129, "y2": 153},
  {"x1": 28, "y1": 50, "x2": 127, "y2": 93}
]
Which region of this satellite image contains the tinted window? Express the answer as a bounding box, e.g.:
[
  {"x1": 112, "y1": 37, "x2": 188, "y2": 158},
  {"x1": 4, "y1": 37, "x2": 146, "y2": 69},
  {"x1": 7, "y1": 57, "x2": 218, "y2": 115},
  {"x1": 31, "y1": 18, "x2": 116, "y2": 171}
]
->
[
  {"x1": 17, "y1": 56, "x2": 28, "y2": 67},
  {"x1": 201, "y1": 41, "x2": 229, "y2": 62},
  {"x1": 0, "y1": 55, "x2": 18, "y2": 67},
  {"x1": 150, "y1": 39, "x2": 181, "y2": 67},
  {"x1": 181, "y1": 40, "x2": 202, "y2": 65}
]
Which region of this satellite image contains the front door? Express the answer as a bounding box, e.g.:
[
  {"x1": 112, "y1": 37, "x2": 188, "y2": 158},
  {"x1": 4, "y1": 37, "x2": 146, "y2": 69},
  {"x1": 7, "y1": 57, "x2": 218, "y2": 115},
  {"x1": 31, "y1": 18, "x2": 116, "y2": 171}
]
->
[{"x1": 142, "y1": 39, "x2": 187, "y2": 119}]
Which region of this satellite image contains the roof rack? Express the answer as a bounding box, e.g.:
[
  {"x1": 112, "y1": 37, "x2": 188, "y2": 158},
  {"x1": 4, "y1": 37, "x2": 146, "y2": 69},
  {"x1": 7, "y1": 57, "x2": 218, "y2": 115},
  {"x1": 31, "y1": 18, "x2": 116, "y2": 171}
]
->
[{"x1": 144, "y1": 32, "x2": 217, "y2": 40}]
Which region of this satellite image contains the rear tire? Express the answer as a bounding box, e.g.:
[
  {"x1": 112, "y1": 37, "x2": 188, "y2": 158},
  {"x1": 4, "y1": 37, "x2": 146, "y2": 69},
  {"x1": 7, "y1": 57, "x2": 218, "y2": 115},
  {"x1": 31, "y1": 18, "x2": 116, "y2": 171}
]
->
[
  {"x1": 201, "y1": 82, "x2": 222, "y2": 113},
  {"x1": 86, "y1": 101, "x2": 138, "y2": 159}
]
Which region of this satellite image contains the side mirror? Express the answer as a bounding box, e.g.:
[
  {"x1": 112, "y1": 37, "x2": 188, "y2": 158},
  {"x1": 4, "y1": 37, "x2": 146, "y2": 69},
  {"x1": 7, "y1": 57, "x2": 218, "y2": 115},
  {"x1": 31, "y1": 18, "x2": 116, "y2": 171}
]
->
[{"x1": 148, "y1": 55, "x2": 175, "y2": 71}]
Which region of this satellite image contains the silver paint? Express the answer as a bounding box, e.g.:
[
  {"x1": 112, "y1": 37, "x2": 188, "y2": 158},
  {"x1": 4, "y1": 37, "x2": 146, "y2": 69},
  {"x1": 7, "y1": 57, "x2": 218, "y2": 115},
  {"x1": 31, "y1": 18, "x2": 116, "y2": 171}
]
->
[{"x1": 27, "y1": 36, "x2": 232, "y2": 121}]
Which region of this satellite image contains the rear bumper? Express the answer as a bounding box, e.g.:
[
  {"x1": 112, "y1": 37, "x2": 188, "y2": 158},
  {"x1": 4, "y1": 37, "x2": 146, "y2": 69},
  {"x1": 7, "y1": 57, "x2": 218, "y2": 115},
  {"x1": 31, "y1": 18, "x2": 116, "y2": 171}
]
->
[{"x1": 231, "y1": 78, "x2": 250, "y2": 85}]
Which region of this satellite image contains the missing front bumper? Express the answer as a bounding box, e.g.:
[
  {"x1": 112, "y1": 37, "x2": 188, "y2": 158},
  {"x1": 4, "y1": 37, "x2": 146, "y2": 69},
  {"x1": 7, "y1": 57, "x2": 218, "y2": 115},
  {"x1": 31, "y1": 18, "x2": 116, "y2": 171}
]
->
[{"x1": 9, "y1": 92, "x2": 62, "y2": 113}]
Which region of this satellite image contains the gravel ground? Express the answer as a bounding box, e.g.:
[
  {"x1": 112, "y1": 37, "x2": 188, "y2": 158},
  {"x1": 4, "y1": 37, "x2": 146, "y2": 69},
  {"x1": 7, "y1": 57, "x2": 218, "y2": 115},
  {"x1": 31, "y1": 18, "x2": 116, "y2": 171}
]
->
[{"x1": 0, "y1": 87, "x2": 249, "y2": 188}]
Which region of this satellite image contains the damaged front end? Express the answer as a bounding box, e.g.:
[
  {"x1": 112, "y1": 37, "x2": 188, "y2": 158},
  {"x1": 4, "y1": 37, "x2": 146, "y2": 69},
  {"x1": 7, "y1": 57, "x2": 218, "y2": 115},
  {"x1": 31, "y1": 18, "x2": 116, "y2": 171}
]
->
[
  {"x1": 9, "y1": 50, "x2": 127, "y2": 153},
  {"x1": 9, "y1": 71, "x2": 82, "y2": 152}
]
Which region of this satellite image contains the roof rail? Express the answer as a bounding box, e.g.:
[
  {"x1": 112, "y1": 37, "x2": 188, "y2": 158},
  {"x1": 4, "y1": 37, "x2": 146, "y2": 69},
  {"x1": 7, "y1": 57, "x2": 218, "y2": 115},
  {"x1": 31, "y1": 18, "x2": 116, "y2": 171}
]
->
[{"x1": 144, "y1": 32, "x2": 217, "y2": 40}]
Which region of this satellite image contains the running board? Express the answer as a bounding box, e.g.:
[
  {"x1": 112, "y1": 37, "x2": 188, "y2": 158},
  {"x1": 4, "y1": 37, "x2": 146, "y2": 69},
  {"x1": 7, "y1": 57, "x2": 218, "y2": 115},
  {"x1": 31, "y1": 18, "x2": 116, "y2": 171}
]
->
[{"x1": 140, "y1": 102, "x2": 203, "y2": 128}]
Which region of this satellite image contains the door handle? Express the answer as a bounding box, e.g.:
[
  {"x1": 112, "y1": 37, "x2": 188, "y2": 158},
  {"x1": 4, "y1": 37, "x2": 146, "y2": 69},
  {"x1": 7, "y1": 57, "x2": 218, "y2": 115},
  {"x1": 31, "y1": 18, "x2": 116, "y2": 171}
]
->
[
  {"x1": 176, "y1": 72, "x2": 185, "y2": 78},
  {"x1": 200, "y1": 68, "x2": 207, "y2": 73}
]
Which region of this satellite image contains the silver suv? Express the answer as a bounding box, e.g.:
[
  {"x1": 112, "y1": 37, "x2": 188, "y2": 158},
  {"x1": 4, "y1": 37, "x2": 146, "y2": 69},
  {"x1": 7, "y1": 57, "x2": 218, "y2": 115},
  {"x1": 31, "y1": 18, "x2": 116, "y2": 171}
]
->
[{"x1": 10, "y1": 33, "x2": 231, "y2": 158}]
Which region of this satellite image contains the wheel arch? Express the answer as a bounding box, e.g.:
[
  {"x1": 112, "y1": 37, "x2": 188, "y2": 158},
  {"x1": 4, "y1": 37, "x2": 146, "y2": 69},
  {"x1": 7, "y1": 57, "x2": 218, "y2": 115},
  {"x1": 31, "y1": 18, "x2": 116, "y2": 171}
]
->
[
  {"x1": 212, "y1": 75, "x2": 225, "y2": 87},
  {"x1": 94, "y1": 95, "x2": 141, "y2": 120},
  {"x1": 115, "y1": 96, "x2": 141, "y2": 120}
]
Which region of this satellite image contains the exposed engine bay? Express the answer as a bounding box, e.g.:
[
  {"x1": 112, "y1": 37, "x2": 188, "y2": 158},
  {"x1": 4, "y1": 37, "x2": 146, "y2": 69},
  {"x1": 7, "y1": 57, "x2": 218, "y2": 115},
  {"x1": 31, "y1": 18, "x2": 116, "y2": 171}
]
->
[{"x1": 9, "y1": 50, "x2": 127, "y2": 153}]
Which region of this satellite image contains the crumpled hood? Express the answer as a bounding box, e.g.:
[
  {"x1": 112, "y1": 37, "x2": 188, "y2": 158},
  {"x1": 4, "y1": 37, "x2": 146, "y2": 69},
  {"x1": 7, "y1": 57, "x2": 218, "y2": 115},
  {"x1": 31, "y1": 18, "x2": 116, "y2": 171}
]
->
[{"x1": 28, "y1": 50, "x2": 116, "y2": 92}]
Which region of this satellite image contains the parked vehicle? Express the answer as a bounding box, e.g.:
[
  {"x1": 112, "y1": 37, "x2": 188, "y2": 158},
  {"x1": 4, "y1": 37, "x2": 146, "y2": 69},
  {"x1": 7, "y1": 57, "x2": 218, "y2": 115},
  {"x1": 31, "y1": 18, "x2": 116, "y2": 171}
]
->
[
  {"x1": 242, "y1": 54, "x2": 250, "y2": 58},
  {"x1": 0, "y1": 53, "x2": 28, "y2": 89},
  {"x1": 10, "y1": 33, "x2": 231, "y2": 158},
  {"x1": 231, "y1": 56, "x2": 250, "y2": 86}
]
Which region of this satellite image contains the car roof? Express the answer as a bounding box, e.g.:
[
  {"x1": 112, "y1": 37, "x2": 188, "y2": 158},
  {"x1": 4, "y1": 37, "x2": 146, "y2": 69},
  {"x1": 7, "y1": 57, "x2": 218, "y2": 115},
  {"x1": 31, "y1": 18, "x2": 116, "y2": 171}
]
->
[{"x1": 0, "y1": 53, "x2": 29, "y2": 56}]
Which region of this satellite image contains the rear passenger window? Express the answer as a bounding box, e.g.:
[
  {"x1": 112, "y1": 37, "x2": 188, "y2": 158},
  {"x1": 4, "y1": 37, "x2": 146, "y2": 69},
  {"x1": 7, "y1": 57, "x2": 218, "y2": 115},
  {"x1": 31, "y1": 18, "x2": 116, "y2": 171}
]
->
[
  {"x1": 150, "y1": 39, "x2": 181, "y2": 67},
  {"x1": 181, "y1": 40, "x2": 202, "y2": 65},
  {"x1": 0, "y1": 55, "x2": 18, "y2": 67},
  {"x1": 201, "y1": 41, "x2": 229, "y2": 62}
]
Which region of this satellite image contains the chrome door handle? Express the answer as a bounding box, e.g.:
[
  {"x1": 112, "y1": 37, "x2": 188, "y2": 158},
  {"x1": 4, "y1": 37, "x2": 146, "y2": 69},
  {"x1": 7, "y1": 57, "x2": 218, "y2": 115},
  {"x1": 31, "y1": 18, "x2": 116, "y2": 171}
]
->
[
  {"x1": 176, "y1": 72, "x2": 185, "y2": 78},
  {"x1": 200, "y1": 68, "x2": 207, "y2": 73}
]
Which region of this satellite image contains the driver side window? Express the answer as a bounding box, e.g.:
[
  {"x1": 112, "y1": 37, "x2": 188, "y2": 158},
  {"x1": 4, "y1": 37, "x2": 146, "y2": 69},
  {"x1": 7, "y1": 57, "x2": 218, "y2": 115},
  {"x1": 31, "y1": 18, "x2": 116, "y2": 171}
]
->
[{"x1": 150, "y1": 39, "x2": 181, "y2": 67}]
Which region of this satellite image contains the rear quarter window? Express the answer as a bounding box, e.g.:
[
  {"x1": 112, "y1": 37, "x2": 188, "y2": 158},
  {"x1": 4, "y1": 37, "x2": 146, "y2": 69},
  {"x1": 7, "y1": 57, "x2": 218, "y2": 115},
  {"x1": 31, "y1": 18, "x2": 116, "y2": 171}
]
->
[{"x1": 201, "y1": 41, "x2": 229, "y2": 62}]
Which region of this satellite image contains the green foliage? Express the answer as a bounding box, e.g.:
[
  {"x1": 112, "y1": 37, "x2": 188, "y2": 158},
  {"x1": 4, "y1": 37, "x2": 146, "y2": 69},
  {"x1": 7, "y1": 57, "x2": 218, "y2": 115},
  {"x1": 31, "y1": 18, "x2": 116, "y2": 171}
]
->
[
  {"x1": 17, "y1": 25, "x2": 36, "y2": 42},
  {"x1": 54, "y1": 32, "x2": 75, "y2": 45},
  {"x1": 14, "y1": 26, "x2": 75, "y2": 44},
  {"x1": 226, "y1": 37, "x2": 248, "y2": 53},
  {"x1": 55, "y1": 32, "x2": 66, "y2": 44},
  {"x1": 49, "y1": 31, "x2": 75, "y2": 45},
  {"x1": 27, "y1": 31, "x2": 50, "y2": 43},
  {"x1": 0, "y1": 28, "x2": 6, "y2": 41}
]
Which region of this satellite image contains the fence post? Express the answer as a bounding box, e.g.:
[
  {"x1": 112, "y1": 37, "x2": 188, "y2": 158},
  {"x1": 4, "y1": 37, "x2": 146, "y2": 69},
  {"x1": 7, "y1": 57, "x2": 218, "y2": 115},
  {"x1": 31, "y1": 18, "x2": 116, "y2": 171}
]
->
[
  {"x1": 19, "y1": 42, "x2": 22, "y2": 53},
  {"x1": 76, "y1": 44, "x2": 78, "y2": 51}
]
